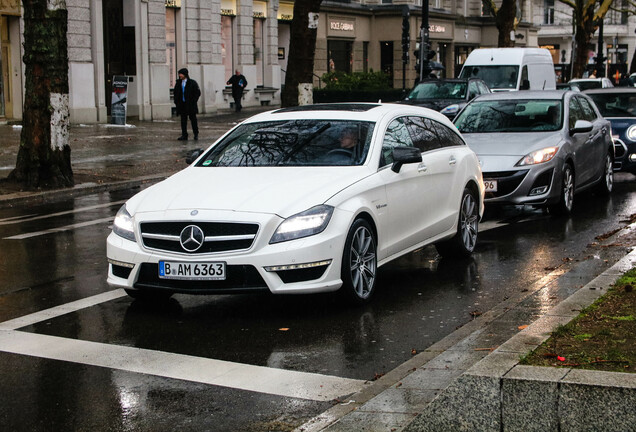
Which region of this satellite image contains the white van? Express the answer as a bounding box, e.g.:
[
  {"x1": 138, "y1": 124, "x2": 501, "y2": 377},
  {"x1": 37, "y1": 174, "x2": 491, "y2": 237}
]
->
[{"x1": 458, "y1": 48, "x2": 556, "y2": 92}]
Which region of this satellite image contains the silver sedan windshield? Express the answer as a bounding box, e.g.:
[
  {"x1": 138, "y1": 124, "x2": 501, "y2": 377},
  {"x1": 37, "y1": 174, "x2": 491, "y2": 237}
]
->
[{"x1": 455, "y1": 99, "x2": 563, "y2": 133}]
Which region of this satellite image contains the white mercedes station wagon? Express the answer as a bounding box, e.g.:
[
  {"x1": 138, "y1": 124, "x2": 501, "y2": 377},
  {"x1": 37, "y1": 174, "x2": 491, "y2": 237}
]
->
[{"x1": 107, "y1": 103, "x2": 484, "y2": 303}]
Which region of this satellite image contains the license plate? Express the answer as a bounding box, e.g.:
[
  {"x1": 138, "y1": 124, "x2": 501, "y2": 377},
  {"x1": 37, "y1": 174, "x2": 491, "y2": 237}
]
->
[
  {"x1": 159, "y1": 261, "x2": 226, "y2": 280},
  {"x1": 484, "y1": 180, "x2": 498, "y2": 192}
]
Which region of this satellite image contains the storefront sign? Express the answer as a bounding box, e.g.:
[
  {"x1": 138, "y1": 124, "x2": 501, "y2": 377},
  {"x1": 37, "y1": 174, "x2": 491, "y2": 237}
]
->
[
  {"x1": 221, "y1": 0, "x2": 236, "y2": 17},
  {"x1": 0, "y1": 0, "x2": 21, "y2": 15},
  {"x1": 221, "y1": 9, "x2": 235, "y2": 16},
  {"x1": 111, "y1": 76, "x2": 128, "y2": 126},
  {"x1": 165, "y1": 0, "x2": 180, "y2": 8},
  {"x1": 429, "y1": 25, "x2": 446, "y2": 33},
  {"x1": 327, "y1": 17, "x2": 354, "y2": 37},
  {"x1": 278, "y1": 2, "x2": 294, "y2": 21},
  {"x1": 253, "y1": 1, "x2": 267, "y2": 18}
]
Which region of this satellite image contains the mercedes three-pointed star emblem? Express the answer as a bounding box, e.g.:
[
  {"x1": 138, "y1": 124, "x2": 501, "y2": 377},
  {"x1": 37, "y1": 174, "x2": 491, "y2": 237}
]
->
[{"x1": 180, "y1": 225, "x2": 205, "y2": 252}]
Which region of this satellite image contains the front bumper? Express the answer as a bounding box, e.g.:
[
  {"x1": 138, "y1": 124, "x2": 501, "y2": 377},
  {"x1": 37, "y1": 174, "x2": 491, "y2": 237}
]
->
[
  {"x1": 107, "y1": 209, "x2": 351, "y2": 296},
  {"x1": 482, "y1": 163, "x2": 561, "y2": 206}
]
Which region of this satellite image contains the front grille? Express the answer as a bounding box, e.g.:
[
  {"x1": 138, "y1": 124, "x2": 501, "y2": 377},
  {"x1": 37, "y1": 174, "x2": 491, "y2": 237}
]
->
[
  {"x1": 140, "y1": 221, "x2": 259, "y2": 254},
  {"x1": 134, "y1": 263, "x2": 268, "y2": 294},
  {"x1": 483, "y1": 170, "x2": 529, "y2": 198}
]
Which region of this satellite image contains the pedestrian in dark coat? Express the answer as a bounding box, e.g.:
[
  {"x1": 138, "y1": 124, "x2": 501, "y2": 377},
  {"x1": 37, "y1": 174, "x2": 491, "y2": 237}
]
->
[
  {"x1": 226, "y1": 70, "x2": 248, "y2": 112},
  {"x1": 174, "y1": 68, "x2": 201, "y2": 140}
]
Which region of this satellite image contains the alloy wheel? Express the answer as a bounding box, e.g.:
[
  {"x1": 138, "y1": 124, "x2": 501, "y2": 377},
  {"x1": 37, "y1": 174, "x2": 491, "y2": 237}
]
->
[{"x1": 348, "y1": 225, "x2": 377, "y2": 300}]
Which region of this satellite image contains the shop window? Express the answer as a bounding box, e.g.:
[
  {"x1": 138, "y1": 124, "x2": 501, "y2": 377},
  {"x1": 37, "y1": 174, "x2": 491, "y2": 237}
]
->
[
  {"x1": 254, "y1": 18, "x2": 265, "y2": 87},
  {"x1": 222, "y1": 15, "x2": 234, "y2": 83},
  {"x1": 327, "y1": 40, "x2": 353, "y2": 74}
]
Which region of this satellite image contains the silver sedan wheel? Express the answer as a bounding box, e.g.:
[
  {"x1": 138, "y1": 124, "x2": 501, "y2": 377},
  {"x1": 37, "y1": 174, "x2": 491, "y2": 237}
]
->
[
  {"x1": 460, "y1": 192, "x2": 479, "y2": 252},
  {"x1": 562, "y1": 166, "x2": 574, "y2": 212},
  {"x1": 603, "y1": 153, "x2": 613, "y2": 193}
]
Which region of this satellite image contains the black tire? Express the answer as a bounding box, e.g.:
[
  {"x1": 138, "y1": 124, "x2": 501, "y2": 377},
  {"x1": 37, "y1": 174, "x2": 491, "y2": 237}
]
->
[
  {"x1": 435, "y1": 187, "x2": 479, "y2": 258},
  {"x1": 124, "y1": 288, "x2": 173, "y2": 301},
  {"x1": 596, "y1": 151, "x2": 613, "y2": 196},
  {"x1": 549, "y1": 163, "x2": 574, "y2": 215},
  {"x1": 340, "y1": 219, "x2": 377, "y2": 304}
]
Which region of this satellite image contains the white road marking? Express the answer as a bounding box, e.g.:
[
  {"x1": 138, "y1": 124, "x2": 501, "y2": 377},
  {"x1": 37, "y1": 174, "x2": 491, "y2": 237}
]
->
[
  {"x1": 4, "y1": 217, "x2": 114, "y2": 239},
  {"x1": 0, "y1": 289, "x2": 128, "y2": 331},
  {"x1": 0, "y1": 200, "x2": 125, "y2": 226},
  {"x1": 0, "y1": 289, "x2": 366, "y2": 401}
]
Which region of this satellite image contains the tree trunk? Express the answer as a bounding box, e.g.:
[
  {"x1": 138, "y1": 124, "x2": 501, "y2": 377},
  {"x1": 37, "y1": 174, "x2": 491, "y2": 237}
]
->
[
  {"x1": 496, "y1": 0, "x2": 517, "y2": 47},
  {"x1": 571, "y1": 2, "x2": 597, "y2": 79},
  {"x1": 281, "y1": 0, "x2": 323, "y2": 107},
  {"x1": 9, "y1": 0, "x2": 73, "y2": 189},
  {"x1": 630, "y1": 47, "x2": 636, "y2": 75}
]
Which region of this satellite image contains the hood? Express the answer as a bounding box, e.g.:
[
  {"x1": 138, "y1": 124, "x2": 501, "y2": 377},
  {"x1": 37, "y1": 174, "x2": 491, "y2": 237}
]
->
[
  {"x1": 126, "y1": 166, "x2": 370, "y2": 218},
  {"x1": 462, "y1": 132, "x2": 564, "y2": 157}
]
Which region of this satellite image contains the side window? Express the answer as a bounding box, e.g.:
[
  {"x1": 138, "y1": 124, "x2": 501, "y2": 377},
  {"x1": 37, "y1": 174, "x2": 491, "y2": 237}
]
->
[
  {"x1": 468, "y1": 81, "x2": 479, "y2": 99},
  {"x1": 433, "y1": 121, "x2": 465, "y2": 148},
  {"x1": 382, "y1": 117, "x2": 415, "y2": 166},
  {"x1": 568, "y1": 97, "x2": 585, "y2": 129},
  {"x1": 406, "y1": 116, "x2": 441, "y2": 153},
  {"x1": 520, "y1": 66, "x2": 529, "y2": 89},
  {"x1": 478, "y1": 82, "x2": 489, "y2": 94},
  {"x1": 577, "y1": 97, "x2": 598, "y2": 121}
]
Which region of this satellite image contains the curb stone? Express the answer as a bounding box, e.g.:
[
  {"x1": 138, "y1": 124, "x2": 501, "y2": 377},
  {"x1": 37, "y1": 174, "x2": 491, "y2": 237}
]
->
[{"x1": 404, "y1": 247, "x2": 636, "y2": 432}]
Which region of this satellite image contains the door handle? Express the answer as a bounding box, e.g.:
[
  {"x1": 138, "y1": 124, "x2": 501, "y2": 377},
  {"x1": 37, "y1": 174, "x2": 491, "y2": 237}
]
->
[
  {"x1": 449, "y1": 156, "x2": 457, "y2": 165},
  {"x1": 418, "y1": 163, "x2": 428, "y2": 172}
]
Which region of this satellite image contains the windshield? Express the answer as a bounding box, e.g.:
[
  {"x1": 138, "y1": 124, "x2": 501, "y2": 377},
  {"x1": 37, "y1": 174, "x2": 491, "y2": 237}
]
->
[
  {"x1": 197, "y1": 120, "x2": 375, "y2": 167},
  {"x1": 454, "y1": 99, "x2": 563, "y2": 133},
  {"x1": 586, "y1": 93, "x2": 636, "y2": 118},
  {"x1": 407, "y1": 81, "x2": 467, "y2": 100},
  {"x1": 459, "y1": 65, "x2": 519, "y2": 90}
]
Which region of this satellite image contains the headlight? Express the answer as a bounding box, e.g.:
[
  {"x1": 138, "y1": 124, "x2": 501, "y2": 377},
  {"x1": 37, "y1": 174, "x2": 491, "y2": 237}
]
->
[
  {"x1": 627, "y1": 125, "x2": 636, "y2": 141},
  {"x1": 270, "y1": 205, "x2": 334, "y2": 244},
  {"x1": 113, "y1": 205, "x2": 136, "y2": 242},
  {"x1": 516, "y1": 146, "x2": 559, "y2": 166},
  {"x1": 441, "y1": 104, "x2": 460, "y2": 115}
]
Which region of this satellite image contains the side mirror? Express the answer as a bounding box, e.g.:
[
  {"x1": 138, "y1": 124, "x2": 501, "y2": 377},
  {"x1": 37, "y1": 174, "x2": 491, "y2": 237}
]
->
[
  {"x1": 520, "y1": 79, "x2": 530, "y2": 90},
  {"x1": 391, "y1": 146, "x2": 422, "y2": 173},
  {"x1": 569, "y1": 120, "x2": 593, "y2": 136},
  {"x1": 185, "y1": 149, "x2": 204, "y2": 165}
]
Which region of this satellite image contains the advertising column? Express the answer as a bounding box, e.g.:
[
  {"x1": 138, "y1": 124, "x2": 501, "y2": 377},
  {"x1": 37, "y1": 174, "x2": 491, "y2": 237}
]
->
[{"x1": 110, "y1": 75, "x2": 128, "y2": 125}]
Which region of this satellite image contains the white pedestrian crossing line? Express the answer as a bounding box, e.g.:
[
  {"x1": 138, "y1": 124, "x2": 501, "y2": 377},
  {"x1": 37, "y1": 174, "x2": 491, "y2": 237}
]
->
[
  {"x1": 3, "y1": 217, "x2": 114, "y2": 239},
  {"x1": 0, "y1": 200, "x2": 125, "y2": 225},
  {"x1": 0, "y1": 289, "x2": 366, "y2": 401}
]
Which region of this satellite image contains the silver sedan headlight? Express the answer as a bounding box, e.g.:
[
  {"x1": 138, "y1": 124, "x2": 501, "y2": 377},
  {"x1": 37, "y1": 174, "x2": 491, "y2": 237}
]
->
[
  {"x1": 516, "y1": 146, "x2": 559, "y2": 166},
  {"x1": 113, "y1": 205, "x2": 136, "y2": 242},
  {"x1": 270, "y1": 205, "x2": 334, "y2": 244}
]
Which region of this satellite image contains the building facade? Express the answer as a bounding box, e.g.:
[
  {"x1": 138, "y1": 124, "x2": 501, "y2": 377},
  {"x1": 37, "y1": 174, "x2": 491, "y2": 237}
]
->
[{"x1": 0, "y1": 0, "x2": 633, "y2": 124}]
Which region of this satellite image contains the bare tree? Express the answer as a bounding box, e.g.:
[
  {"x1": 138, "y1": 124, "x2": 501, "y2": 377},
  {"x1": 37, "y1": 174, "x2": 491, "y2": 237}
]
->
[
  {"x1": 281, "y1": 0, "x2": 323, "y2": 107},
  {"x1": 558, "y1": 0, "x2": 615, "y2": 78},
  {"x1": 482, "y1": 0, "x2": 519, "y2": 47},
  {"x1": 9, "y1": 0, "x2": 73, "y2": 188}
]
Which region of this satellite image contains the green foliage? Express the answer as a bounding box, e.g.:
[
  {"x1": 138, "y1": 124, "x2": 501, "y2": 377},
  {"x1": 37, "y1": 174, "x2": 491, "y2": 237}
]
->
[{"x1": 321, "y1": 71, "x2": 392, "y2": 91}]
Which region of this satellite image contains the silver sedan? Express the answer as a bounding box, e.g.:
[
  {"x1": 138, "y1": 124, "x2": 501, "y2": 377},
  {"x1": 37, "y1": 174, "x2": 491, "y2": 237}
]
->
[{"x1": 454, "y1": 91, "x2": 614, "y2": 214}]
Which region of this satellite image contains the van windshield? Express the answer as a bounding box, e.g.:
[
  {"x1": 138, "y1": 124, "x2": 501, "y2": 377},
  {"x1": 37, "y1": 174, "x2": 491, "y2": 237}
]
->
[{"x1": 459, "y1": 65, "x2": 519, "y2": 90}]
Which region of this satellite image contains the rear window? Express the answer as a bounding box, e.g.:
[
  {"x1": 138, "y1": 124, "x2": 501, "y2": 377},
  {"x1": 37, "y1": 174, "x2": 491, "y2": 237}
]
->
[{"x1": 587, "y1": 93, "x2": 636, "y2": 118}]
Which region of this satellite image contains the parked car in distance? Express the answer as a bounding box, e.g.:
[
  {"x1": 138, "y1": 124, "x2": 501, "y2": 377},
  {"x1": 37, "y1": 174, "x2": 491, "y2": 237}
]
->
[
  {"x1": 585, "y1": 87, "x2": 636, "y2": 175},
  {"x1": 458, "y1": 48, "x2": 557, "y2": 91},
  {"x1": 400, "y1": 78, "x2": 491, "y2": 120},
  {"x1": 453, "y1": 91, "x2": 614, "y2": 215},
  {"x1": 557, "y1": 82, "x2": 580, "y2": 91},
  {"x1": 107, "y1": 103, "x2": 485, "y2": 304},
  {"x1": 569, "y1": 78, "x2": 614, "y2": 90}
]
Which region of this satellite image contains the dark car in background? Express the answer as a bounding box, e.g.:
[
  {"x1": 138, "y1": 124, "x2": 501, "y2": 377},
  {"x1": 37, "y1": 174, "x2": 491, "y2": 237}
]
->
[
  {"x1": 401, "y1": 78, "x2": 490, "y2": 120},
  {"x1": 585, "y1": 88, "x2": 636, "y2": 175}
]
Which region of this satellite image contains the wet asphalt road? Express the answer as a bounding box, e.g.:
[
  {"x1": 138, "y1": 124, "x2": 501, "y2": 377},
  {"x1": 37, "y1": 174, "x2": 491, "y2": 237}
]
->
[{"x1": 0, "y1": 174, "x2": 634, "y2": 431}]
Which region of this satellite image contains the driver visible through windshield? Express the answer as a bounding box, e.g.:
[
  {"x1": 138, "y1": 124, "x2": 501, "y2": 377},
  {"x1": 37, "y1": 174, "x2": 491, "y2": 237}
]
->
[{"x1": 197, "y1": 120, "x2": 375, "y2": 167}]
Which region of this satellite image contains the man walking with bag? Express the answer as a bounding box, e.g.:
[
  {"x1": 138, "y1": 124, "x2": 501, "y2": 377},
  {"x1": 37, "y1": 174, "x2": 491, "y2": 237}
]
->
[
  {"x1": 227, "y1": 69, "x2": 247, "y2": 112},
  {"x1": 174, "y1": 68, "x2": 201, "y2": 141}
]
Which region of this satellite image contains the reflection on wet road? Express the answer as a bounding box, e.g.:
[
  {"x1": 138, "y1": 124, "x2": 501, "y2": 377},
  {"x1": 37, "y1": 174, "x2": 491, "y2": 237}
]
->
[{"x1": 0, "y1": 174, "x2": 634, "y2": 431}]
